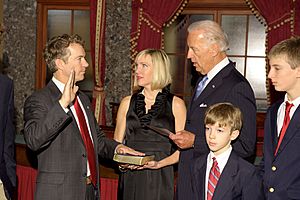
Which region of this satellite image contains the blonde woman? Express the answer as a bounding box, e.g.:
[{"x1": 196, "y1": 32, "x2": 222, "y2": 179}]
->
[{"x1": 114, "y1": 49, "x2": 186, "y2": 200}]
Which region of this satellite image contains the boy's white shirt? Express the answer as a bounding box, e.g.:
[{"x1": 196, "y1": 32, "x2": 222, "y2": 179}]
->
[
  {"x1": 277, "y1": 94, "x2": 300, "y2": 137},
  {"x1": 205, "y1": 145, "x2": 232, "y2": 199}
]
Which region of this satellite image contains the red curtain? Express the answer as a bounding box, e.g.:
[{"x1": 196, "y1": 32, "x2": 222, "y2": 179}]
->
[
  {"x1": 16, "y1": 165, "x2": 118, "y2": 200},
  {"x1": 90, "y1": 0, "x2": 106, "y2": 125},
  {"x1": 246, "y1": 0, "x2": 300, "y2": 104},
  {"x1": 131, "y1": 0, "x2": 187, "y2": 61}
]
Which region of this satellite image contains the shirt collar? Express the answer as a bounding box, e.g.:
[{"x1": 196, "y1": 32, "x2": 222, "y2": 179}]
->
[
  {"x1": 207, "y1": 57, "x2": 230, "y2": 80},
  {"x1": 208, "y1": 145, "x2": 232, "y2": 173},
  {"x1": 284, "y1": 94, "x2": 300, "y2": 108},
  {"x1": 52, "y1": 76, "x2": 65, "y2": 93}
]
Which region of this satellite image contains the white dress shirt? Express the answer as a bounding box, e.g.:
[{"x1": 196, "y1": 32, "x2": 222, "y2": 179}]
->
[
  {"x1": 205, "y1": 146, "x2": 232, "y2": 200},
  {"x1": 52, "y1": 77, "x2": 94, "y2": 177},
  {"x1": 276, "y1": 94, "x2": 300, "y2": 137}
]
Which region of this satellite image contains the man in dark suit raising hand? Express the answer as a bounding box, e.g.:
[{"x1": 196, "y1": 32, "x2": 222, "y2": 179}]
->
[{"x1": 24, "y1": 34, "x2": 142, "y2": 200}]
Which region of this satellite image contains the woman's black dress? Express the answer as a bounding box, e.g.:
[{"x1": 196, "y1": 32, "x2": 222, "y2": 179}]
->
[{"x1": 118, "y1": 88, "x2": 176, "y2": 200}]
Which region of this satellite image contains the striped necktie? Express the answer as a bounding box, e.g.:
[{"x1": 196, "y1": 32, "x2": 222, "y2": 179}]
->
[
  {"x1": 194, "y1": 76, "x2": 208, "y2": 100},
  {"x1": 207, "y1": 157, "x2": 220, "y2": 200}
]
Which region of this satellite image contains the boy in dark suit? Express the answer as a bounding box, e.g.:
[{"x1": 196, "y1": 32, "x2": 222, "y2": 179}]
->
[
  {"x1": 191, "y1": 103, "x2": 264, "y2": 200},
  {"x1": 261, "y1": 37, "x2": 300, "y2": 200}
]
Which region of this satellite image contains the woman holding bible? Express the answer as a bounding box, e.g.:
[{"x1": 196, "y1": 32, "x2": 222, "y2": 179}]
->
[{"x1": 114, "y1": 49, "x2": 186, "y2": 200}]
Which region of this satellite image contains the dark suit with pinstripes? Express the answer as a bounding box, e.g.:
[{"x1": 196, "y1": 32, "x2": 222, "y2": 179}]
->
[
  {"x1": 176, "y1": 61, "x2": 257, "y2": 199},
  {"x1": 24, "y1": 80, "x2": 118, "y2": 200}
]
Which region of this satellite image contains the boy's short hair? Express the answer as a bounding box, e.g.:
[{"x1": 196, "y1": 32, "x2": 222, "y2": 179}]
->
[
  {"x1": 204, "y1": 102, "x2": 242, "y2": 132},
  {"x1": 133, "y1": 49, "x2": 172, "y2": 90},
  {"x1": 268, "y1": 36, "x2": 300, "y2": 69}
]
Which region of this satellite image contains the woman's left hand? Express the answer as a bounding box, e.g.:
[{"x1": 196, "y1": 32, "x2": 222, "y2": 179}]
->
[{"x1": 141, "y1": 161, "x2": 160, "y2": 169}]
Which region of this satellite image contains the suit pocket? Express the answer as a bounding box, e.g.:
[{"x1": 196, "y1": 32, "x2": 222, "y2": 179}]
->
[{"x1": 36, "y1": 171, "x2": 64, "y2": 184}]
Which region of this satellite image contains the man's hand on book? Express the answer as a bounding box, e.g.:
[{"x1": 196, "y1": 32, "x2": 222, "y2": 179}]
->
[{"x1": 115, "y1": 144, "x2": 145, "y2": 156}]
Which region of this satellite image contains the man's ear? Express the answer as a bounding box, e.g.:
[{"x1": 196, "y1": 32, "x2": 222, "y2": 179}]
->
[
  {"x1": 55, "y1": 59, "x2": 65, "y2": 70},
  {"x1": 209, "y1": 43, "x2": 219, "y2": 57},
  {"x1": 230, "y1": 130, "x2": 240, "y2": 141}
]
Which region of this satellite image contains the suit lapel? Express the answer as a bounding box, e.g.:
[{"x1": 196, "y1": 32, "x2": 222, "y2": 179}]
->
[
  {"x1": 77, "y1": 92, "x2": 98, "y2": 145},
  {"x1": 275, "y1": 105, "x2": 300, "y2": 157},
  {"x1": 269, "y1": 101, "x2": 282, "y2": 155},
  {"x1": 213, "y1": 152, "x2": 237, "y2": 200},
  {"x1": 47, "y1": 81, "x2": 86, "y2": 147},
  {"x1": 191, "y1": 155, "x2": 207, "y2": 200},
  {"x1": 189, "y1": 62, "x2": 235, "y2": 115}
]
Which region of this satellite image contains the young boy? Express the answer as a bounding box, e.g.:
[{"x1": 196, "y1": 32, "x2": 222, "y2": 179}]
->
[
  {"x1": 191, "y1": 103, "x2": 264, "y2": 200},
  {"x1": 261, "y1": 37, "x2": 300, "y2": 200}
]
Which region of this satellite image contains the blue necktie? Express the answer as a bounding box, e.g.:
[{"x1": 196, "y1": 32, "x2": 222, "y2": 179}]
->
[{"x1": 194, "y1": 76, "x2": 208, "y2": 100}]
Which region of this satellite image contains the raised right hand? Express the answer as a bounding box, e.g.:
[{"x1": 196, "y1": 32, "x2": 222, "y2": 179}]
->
[{"x1": 59, "y1": 70, "x2": 79, "y2": 108}]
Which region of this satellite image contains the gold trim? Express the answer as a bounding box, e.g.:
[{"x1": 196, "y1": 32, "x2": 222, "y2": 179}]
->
[
  {"x1": 95, "y1": 0, "x2": 103, "y2": 86},
  {"x1": 245, "y1": 0, "x2": 297, "y2": 105},
  {"x1": 94, "y1": 0, "x2": 106, "y2": 123}
]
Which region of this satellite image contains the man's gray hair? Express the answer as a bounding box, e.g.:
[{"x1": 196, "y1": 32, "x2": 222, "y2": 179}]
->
[{"x1": 188, "y1": 20, "x2": 229, "y2": 52}]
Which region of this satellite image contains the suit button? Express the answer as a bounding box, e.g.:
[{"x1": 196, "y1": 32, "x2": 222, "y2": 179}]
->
[
  {"x1": 83, "y1": 172, "x2": 87, "y2": 177},
  {"x1": 271, "y1": 166, "x2": 277, "y2": 171},
  {"x1": 82, "y1": 154, "x2": 86, "y2": 158},
  {"x1": 269, "y1": 187, "x2": 275, "y2": 193}
]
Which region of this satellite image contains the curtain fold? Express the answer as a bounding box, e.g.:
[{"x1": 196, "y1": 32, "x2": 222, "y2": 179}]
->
[
  {"x1": 16, "y1": 165, "x2": 119, "y2": 200},
  {"x1": 130, "y1": 0, "x2": 187, "y2": 90},
  {"x1": 16, "y1": 165, "x2": 37, "y2": 200},
  {"x1": 131, "y1": 0, "x2": 187, "y2": 60},
  {"x1": 90, "y1": 0, "x2": 106, "y2": 125},
  {"x1": 246, "y1": 0, "x2": 300, "y2": 104}
]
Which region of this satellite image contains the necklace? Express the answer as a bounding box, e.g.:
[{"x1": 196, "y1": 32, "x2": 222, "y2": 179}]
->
[{"x1": 141, "y1": 89, "x2": 157, "y2": 102}]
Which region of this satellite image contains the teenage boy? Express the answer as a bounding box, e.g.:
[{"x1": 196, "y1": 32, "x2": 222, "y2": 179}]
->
[
  {"x1": 191, "y1": 103, "x2": 264, "y2": 200},
  {"x1": 261, "y1": 37, "x2": 300, "y2": 200}
]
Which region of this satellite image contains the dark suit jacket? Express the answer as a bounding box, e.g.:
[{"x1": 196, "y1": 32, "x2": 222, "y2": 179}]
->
[
  {"x1": 191, "y1": 151, "x2": 264, "y2": 200},
  {"x1": 0, "y1": 74, "x2": 16, "y2": 199},
  {"x1": 260, "y1": 100, "x2": 300, "y2": 200},
  {"x1": 24, "y1": 80, "x2": 119, "y2": 200},
  {"x1": 177, "y1": 61, "x2": 257, "y2": 199}
]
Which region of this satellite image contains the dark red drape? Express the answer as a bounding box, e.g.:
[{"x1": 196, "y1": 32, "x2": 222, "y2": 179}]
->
[
  {"x1": 16, "y1": 165, "x2": 118, "y2": 200},
  {"x1": 131, "y1": 0, "x2": 187, "y2": 60},
  {"x1": 246, "y1": 0, "x2": 300, "y2": 104},
  {"x1": 90, "y1": 0, "x2": 106, "y2": 125}
]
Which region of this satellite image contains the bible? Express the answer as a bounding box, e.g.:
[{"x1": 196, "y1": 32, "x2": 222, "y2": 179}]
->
[{"x1": 113, "y1": 153, "x2": 155, "y2": 165}]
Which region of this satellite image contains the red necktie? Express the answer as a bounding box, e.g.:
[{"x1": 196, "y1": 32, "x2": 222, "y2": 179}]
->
[
  {"x1": 207, "y1": 157, "x2": 220, "y2": 200},
  {"x1": 275, "y1": 102, "x2": 293, "y2": 155},
  {"x1": 74, "y1": 96, "x2": 97, "y2": 186}
]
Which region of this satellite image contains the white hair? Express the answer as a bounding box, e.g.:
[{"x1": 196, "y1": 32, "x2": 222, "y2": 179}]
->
[{"x1": 188, "y1": 20, "x2": 229, "y2": 52}]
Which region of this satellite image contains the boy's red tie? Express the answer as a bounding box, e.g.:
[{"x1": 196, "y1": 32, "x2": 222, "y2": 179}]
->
[{"x1": 275, "y1": 102, "x2": 293, "y2": 155}]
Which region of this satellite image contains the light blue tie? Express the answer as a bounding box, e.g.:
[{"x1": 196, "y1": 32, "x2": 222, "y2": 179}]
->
[{"x1": 194, "y1": 76, "x2": 208, "y2": 100}]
